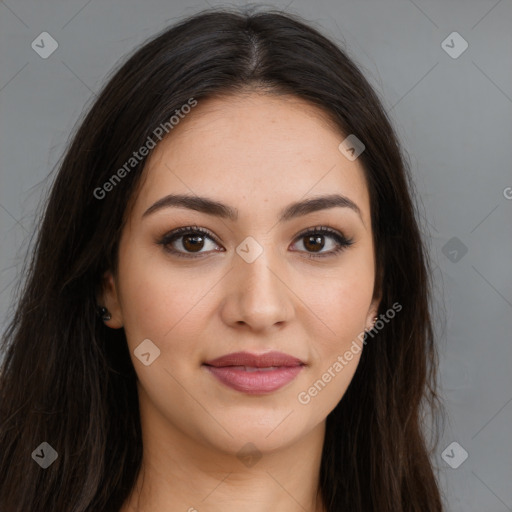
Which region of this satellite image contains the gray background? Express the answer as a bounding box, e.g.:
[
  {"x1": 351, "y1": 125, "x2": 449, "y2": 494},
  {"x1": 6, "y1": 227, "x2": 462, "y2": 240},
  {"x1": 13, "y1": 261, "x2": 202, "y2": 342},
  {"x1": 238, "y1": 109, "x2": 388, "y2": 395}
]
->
[{"x1": 1, "y1": 0, "x2": 511, "y2": 510}]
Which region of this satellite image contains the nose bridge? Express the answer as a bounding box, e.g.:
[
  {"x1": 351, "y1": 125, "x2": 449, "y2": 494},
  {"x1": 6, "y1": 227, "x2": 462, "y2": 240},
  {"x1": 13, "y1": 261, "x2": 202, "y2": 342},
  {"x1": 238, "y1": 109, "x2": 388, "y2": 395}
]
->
[
  {"x1": 240, "y1": 248, "x2": 279, "y2": 297},
  {"x1": 225, "y1": 236, "x2": 293, "y2": 329}
]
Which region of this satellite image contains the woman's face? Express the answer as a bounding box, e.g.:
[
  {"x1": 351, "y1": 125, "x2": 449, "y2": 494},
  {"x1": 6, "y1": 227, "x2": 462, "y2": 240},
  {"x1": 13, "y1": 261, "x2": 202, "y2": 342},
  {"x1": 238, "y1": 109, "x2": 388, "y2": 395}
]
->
[{"x1": 102, "y1": 92, "x2": 380, "y2": 455}]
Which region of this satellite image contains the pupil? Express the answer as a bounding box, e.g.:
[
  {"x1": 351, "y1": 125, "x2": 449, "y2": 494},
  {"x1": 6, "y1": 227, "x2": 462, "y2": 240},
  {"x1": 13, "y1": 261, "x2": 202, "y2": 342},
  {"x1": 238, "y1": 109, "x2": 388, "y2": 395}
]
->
[
  {"x1": 183, "y1": 235, "x2": 204, "y2": 252},
  {"x1": 305, "y1": 235, "x2": 324, "y2": 252}
]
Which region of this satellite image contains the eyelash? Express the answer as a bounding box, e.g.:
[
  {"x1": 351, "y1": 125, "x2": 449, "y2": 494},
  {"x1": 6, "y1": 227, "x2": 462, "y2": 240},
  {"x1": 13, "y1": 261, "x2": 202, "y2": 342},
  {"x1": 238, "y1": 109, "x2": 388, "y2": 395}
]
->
[{"x1": 157, "y1": 225, "x2": 354, "y2": 260}]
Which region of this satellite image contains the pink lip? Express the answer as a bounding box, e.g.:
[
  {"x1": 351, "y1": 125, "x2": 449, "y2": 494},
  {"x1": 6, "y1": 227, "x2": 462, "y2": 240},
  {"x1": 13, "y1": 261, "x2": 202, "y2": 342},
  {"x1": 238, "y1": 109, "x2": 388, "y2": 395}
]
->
[
  {"x1": 204, "y1": 350, "x2": 305, "y2": 368},
  {"x1": 203, "y1": 351, "x2": 305, "y2": 394}
]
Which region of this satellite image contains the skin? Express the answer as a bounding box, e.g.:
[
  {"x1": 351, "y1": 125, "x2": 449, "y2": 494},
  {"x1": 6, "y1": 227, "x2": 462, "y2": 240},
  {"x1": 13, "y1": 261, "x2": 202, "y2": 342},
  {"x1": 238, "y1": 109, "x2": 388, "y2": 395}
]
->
[{"x1": 101, "y1": 91, "x2": 381, "y2": 512}]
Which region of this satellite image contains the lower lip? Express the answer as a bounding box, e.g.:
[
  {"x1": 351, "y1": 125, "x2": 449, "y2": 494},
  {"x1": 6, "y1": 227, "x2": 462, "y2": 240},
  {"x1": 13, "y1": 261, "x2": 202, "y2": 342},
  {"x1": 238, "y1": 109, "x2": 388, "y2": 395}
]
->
[{"x1": 203, "y1": 365, "x2": 304, "y2": 394}]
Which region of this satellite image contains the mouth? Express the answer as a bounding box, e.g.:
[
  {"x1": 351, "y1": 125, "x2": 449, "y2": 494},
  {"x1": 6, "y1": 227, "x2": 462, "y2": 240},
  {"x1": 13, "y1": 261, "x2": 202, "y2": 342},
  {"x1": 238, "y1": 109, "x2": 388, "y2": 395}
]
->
[
  {"x1": 203, "y1": 350, "x2": 305, "y2": 368},
  {"x1": 216, "y1": 365, "x2": 284, "y2": 372},
  {"x1": 202, "y1": 351, "x2": 306, "y2": 394}
]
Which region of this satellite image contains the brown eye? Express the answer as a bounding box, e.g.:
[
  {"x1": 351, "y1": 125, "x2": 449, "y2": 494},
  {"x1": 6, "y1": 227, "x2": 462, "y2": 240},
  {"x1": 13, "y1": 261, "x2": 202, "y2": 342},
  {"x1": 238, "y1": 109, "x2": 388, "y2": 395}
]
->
[
  {"x1": 181, "y1": 234, "x2": 206, "y2": 252},
  {"x1": 291, "y1": 226, "x2": 354, "y2": 258},
  {"x1": 303, "y1": 234, "x2": 325, "y2": 252},
  {"x1": 158, "y1": 226, "x2": 223, "y2": 258}
]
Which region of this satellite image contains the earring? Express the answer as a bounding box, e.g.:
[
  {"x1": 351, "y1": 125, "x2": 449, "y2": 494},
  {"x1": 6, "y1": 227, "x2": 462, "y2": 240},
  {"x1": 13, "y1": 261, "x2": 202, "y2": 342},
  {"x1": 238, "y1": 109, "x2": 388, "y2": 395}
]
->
[
  {"x1": 97, "y1": 306, "x2": 112, "y2": 322},
  {"x1": 366, "y1": 316, "x2": 378, "y2": 332}
]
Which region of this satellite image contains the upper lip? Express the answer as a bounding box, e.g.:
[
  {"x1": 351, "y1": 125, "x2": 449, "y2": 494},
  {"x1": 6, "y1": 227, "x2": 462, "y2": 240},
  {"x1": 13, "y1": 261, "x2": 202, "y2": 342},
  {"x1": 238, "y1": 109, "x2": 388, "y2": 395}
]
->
[{"x1": 203, "y1": 351, "x2": 305, "y2": 368}]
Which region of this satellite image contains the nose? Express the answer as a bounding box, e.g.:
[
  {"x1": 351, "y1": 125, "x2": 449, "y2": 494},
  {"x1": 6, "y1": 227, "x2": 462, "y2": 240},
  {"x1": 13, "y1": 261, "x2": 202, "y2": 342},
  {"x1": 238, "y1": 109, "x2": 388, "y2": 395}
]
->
[{"x1": 220, "y1": 244, "x2": 294, "y2": 333}]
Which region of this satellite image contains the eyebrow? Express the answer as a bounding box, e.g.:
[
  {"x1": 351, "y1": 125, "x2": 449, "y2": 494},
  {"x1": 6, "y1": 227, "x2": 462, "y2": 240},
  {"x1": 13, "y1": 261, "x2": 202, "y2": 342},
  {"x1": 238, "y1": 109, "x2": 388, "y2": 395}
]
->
[{"x1": 142, "y1": 193, "x2": 364, "y2": 224}]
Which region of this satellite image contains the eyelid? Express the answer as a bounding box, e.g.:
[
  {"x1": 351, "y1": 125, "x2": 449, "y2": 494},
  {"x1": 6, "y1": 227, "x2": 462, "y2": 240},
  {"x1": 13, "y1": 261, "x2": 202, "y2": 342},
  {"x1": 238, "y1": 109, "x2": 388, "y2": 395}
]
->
[{"x1": 294, "y1": 224, "x2": 347, "y2": 240}]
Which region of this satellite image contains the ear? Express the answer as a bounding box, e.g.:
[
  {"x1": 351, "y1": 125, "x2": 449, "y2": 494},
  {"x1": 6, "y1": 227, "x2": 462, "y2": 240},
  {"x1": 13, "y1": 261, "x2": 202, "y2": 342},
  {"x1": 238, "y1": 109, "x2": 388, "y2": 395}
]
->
[
  {"x1": 365, "y1": 290, "x2": 382, "y2": 332},
  {"x1": 97, "y1": 270, "x2": 124, "y2": 329}
]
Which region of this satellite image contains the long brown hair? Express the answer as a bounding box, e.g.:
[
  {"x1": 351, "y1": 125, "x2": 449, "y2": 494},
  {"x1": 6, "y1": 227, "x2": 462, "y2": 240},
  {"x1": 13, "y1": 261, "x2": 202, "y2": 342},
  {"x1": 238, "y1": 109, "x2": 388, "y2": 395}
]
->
[{"x1": 0, "y1": 6, "x2": 443, "y2": 511}]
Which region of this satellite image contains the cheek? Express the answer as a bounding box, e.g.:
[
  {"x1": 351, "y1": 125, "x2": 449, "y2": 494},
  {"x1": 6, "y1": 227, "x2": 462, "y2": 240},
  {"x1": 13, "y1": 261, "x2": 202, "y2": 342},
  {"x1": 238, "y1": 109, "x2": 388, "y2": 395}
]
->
[
  {"x1": 296, "y1": 275, "x2": 369, "y2": 413},
  {"x1": 117, "y1": 259, "x2": 212, "y2": 410},
  {"x1": 295, "y1": 257, "x2": 374, "y2": 387},
  {"x1": 300, "y1": 264, "x2": 374, "y2": 337},
  {"x1": 116, "y1": 247, "x2": 211, "y2": 355},
  {"x1": 307, "y1": 288, "x2": 369, "y2": 376}
]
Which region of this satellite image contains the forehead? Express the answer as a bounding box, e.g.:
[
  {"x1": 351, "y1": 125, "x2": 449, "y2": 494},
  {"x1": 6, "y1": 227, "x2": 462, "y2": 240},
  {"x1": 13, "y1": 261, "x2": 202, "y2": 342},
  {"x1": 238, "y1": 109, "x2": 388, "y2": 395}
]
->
[{"x1": 133, "y1": 93, "x2": 371, "y2": 225}]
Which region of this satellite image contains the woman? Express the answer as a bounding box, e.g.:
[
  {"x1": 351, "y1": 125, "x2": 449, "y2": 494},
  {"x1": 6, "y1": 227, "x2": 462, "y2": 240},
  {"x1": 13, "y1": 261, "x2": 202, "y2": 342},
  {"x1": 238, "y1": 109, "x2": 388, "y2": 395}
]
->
[{"x1": 0, "y1": 7, "x2": 443, "y2": 511}]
